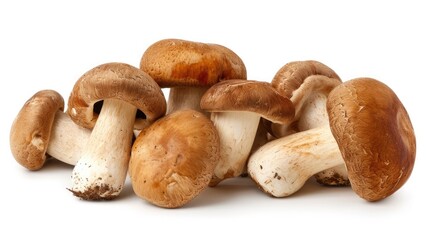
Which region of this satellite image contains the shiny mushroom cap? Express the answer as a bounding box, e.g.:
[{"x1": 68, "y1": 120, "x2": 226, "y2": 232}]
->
[
  {"x1": 67, "y1": 62, "x2": 166, "y2": 129},
  {"x1": 129, "y1": 109, "x2": 220, "y2": 208},
  {"x1": 328, "y1": 78, "x2": 416, "y2": 201},
  {"x1": 10, "y1": 90, "x2": 64, "y2": 170},
  {"x1": 140, "y1": 39, "x2": 247, "y2": 87},
  {"x1": 201, "y1": 80, "x2": 295, "y2": 124}
]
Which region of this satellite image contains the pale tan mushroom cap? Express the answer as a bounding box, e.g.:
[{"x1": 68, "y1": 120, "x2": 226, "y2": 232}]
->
[
  {"x1": 67, "y1": 62, "x2": 166, "y2": 129},
  {"x1": 327, "y1": 78, "x2": 416, "y2": 201},
  {"x1": 129, "y1": 109, "x2": 220, "y2": 208},
  {"x1": 140, "y1": 39, "x2": 247, "y2": 87},
  {"x1": 10, "y1": 90, "x2": 64, "y2": 170},
  {"x1": 200, "y1": 80, "x2": 295, "y2": 124},
  {"x1": 272, "y1": 60, "x2": 341, "y2": 98}
]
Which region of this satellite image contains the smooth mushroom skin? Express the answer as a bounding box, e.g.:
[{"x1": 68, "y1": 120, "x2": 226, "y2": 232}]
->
[
  {"x1": 68, "y1": 62, "x2": 167, "y2": 200},
  {"x1": 140, "y1": 38, "x2": 247, "y2": 114},
  {"x1": 328, "y1": 78, "x2": 416, "y2": 201},
  {"x1": 201, "y1": 80, "x2": 295, "y2": 186},
  {"x1": 129, "y1": 110, "x2": 220, "y2": 208},
  {"x1": 270, "y1": 60, "x2": 348, "y2": 186},
  {"x1": 140, "y1": 39, "x2": 246, "y2": 87},
  {"x1": 249, "y1": 78, "x2": 416, "y2": 201},
  {"x1": 10, "y1": 90, "x2": 90, "y2": 170}
]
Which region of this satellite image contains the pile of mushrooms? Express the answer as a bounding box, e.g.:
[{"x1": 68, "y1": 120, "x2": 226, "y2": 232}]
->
[{"x1": 10, "y1": 38, "x2": 416, "y2": 208}]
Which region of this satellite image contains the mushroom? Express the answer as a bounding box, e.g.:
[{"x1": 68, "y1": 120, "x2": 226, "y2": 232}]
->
[
  {"x1": 270, "y1": 60, "x2": 349, "y2": 186},
  {"x1": 10, "y1": 90, "x2": 91, "y2": 170},
  {"x1": 248, "y1": 78, "x2": 416, "y2": 201},
  {"x1": 129, "y1": 109, "x2": 220, "y2": 208},
  {"x1": 67, "y1": 62, "x2": 166, "y2": 200},
  {"x1": 200, "y1": 80, "x2": 295, "y2": 186},
  {"x1": 140, "y1": 38, "x2": 246, "y2": 114}
]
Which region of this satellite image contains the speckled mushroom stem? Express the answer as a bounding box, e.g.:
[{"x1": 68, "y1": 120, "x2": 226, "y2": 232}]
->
[
  {"x1": 47, "y1": 111, "x2": 90, "y2": 165},
  {"x1": 271, "y1": 77, "x2": 349, "y2": 185},
  {"x1": 70, "y1": 99, "x2": 136, "y2": 200},
  {"x1": 210, "y1": 111, "x2": 260, "y2": 186},
  {"x1": 248, "y1": 126, "x2": 343, "y2": 197},
  {"x1": 167, "y1": 87, "x2": 208, "y2": 114}
]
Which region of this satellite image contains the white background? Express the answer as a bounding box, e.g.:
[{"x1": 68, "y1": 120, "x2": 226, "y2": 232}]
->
[{"x1": 1, "y1": 0, "x2": 427, "y2": 239}]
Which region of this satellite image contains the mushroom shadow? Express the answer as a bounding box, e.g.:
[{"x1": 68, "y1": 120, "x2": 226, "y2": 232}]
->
[
  {"x1": 184, "y1": 177, "x2": 260, "y2": 208},
  {"x1": 288, "y1": 177, "x2": 351, "y2": 199},
  {"x1": 38, "y1": 157, "x2": 74, "y2": 172},
  {"x1": 114, "y1": 180, "x2": 136, "y2": 201}
]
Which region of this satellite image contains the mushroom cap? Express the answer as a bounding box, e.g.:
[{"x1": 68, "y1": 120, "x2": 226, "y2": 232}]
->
[
  {"x1": 200, "y1": 80, "x2": 295, "y2": 124},
  {"x1": 272, "y1": 60, "x2": 341, "y2": 98},
  {"x1": 67, "y1": 62, "x2": 166, "y2": 129},
  {"x1": 129, "y1": 109, "x2": 220, "y2": 208},
  {"x1": 10, "y1": 90, "x2": 64, "y2": 170},
  {"x1": 140, "y1": 39, "x2": 247, "y2": 88},
  {"x1": 327, "y1": 78, "x2": 416, "y2": 201}
]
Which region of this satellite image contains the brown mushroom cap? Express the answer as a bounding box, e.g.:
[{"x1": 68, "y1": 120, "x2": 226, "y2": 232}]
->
[
  {"x1": 129, "y1": 109, "x2": 220, "y2": 208},
  {"x1": 10, "y1": 90, "x2": 64, "y2": 170},
  {"x1": 327, "y1": 78, "x2": 416, "y2": 201},
  {"x1": 140, "y1": 39, "x2": 247, "y2": 87},
  {"x1": 200, "y1": 80, "x2": 295, "y2": 124},
  {"x1": 272, "y1": 60, "x2": 341, "y2": 98},
  {"x1": 67, "y1": 62, "x2": 166, "y2": 129}
]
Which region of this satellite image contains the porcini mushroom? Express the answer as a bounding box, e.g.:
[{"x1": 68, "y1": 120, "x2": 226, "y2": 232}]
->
[
  {"x1": 67, "y1": 62, "x2": 166, "y2": 200},
  {"x1": 271, "y1": 60, "x2": 348, "y2": 185},
  {"x1": 129, "y1": 109, "x2": 220, "y2": 208},
  {"x1": 140, "y1": 38, "x2": 246, "y2": 114},
  {"x1": 248, "y1": 78, "x2": 416, "y2": 201},
  {"x1": 10, "y1": 90, "x2": 90, "y2": 170},
  {"x1": 201, "y1": 80, "x2": 295, "y2": 186}
]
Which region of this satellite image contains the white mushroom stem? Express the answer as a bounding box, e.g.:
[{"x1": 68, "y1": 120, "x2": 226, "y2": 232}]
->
[
  {"x1": 248, "y1": 126, "x2": 344, "y2": 197},
  {"x1": 210, "y1": 111, "x2": 260, "y2": 185},
  {"x1": 272, "y1": 76, "x2": 339, "y2": 137},
  {"x1": 167, "y1": 87, "x2": 207, "y2": 114},
  {"x1": 271, "y1": 92, "x2": 330, "y2": 136},
  {"x1": 47, "y1": 111, "x2": 91, "y2": 165},
  {"x1": 296, "y1": 93, "x2": 329, "y2": 130},
  {"x1": 271, "y1": 78, "x2": 348, "y2": 185},
  {"x1": 70, "y1": 98, "x2": 136, "y2": 200},
  {"x1": 297, "y1": 93, "x2": 349, "y2": 184}
]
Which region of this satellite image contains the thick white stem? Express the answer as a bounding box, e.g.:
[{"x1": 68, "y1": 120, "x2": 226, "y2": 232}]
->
[
  {"x1": 210, "y1": 111, "x2": 260, "y2": 185},
  {"x1": 167, "y1": 87, "x2": 207, "y2": 114},
  {"x1": 47, "y1": 111, "x2": 91, "y2": 165},
  {"x1": 297, "y1": 93, "x2": 349, "y2": 185},
  {"x1": 70, "y1": 99, "x2": 136, "y2": 200},
  {"x1": 248, "y1": 126, "x2": 343, "y2": 197},
  {"x1": 273, "y1": 90, "x2": 349, "y2": 185},
  {"x1": 296, "y1": 93, "x2": 329, "y2": 130}
]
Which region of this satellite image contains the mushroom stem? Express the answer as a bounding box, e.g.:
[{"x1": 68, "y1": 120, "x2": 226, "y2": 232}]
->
[
  {"x1": 272, "y1": 78, "x2": 335, "y2": 137},
  {"x1": 210, "y1": 111, "x2": 260, "y2": 186},
  {"x1": 296, "y1": 93, "x2": 329, "y2": 130},
  {"x1": 271, "y1": 77, "x2": 349, "y2": 185},
  {"x1": 248, "y1": 126, "x2": 343, "y2": 197},
  {"x1": 70, "y1": 98, "x2": 137, "y2": 200},
  {"x1": 299, "y1": 92, "x2": 349, "y2": 185},
  {"x1": 47, "y1": 111, "x2": 91, "y2": 165},
  {"x1": 167, "y1": 87, "x2": 207, "y2": 114}
]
